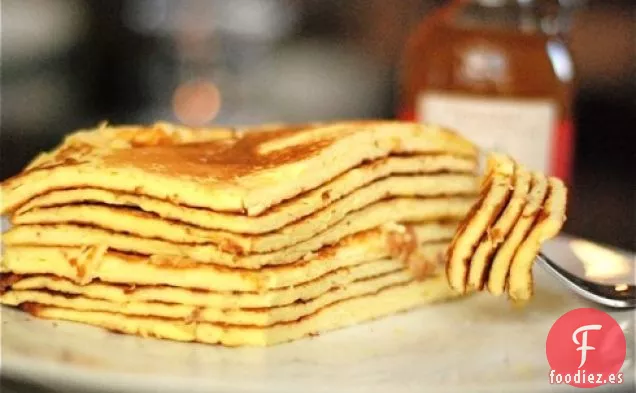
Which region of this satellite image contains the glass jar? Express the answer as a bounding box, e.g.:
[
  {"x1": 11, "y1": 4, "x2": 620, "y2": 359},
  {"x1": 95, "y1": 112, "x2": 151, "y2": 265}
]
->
[{"x1": 399, "y1": 0, "x2": 574, "y2": 181}]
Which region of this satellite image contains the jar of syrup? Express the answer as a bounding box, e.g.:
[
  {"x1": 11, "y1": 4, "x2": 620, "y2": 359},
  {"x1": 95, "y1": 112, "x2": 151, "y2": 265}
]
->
[{"x1": 399, "y1": 0, "x2": 574, "y2": 181}]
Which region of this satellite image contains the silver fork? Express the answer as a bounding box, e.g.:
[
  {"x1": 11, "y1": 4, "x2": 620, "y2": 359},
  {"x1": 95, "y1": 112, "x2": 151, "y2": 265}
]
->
[{"x1": 537, "y1": 252, "x2": 636, "y2": 309}]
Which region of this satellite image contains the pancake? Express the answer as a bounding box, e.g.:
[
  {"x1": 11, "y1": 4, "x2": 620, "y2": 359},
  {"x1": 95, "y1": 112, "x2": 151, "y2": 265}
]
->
[
  {"x1": 3, "y1": 197, "x2": 473, "y2": 268},
  {"x1": 1, "y1": 120, "x2": 479, "y2": 347},
  {"x1": 2, "y1": 268, "x2": 423, "y2": 326},
  {"x1": 507, "y1": 177, "x2": 567, "y2": 302},
  {"x1": 23, "y1": 122, "x2": 236, "y2": 172},
  {"x1": 1, "y1": 121, "x2": 477, "y2": 215},
  {"x1": 446, "y1": 154, "x2": 515, "y2": 293},
  {"x1": 1, "y1": 224, "x2": 453, "y2": 291},
  {"x1": 15, "y1": 275, "x2": 459, "y2": 346},
  {"x1": 465, "y1": 165, "x2": 531, "y2": 291},
  {"x1": 1, "y1": 259, "x2": 408, "y2": 309},
  {"x1": 14, "y1": 154, "x2": 477, "y2": 233},
  {"x1": 486, "y1": 172, "x2": 549, "y2": 295},
  {"x1": 442, "y1": 152, "x2": 567, "y2": 302},
  {"x1": 12, "y1": 174, "x2": 478, "y2": 251}
]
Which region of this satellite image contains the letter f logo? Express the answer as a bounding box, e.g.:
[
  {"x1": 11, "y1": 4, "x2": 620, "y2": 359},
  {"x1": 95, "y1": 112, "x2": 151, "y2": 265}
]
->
[{"x1": 572, "y1": 324, "x2": 602, "y2": 368}]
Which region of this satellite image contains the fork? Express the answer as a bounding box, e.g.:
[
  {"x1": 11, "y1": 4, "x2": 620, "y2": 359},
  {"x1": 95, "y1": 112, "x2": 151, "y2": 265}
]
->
[{"x1": 537, "y1": 252, "x2": 636, "y2": 309}]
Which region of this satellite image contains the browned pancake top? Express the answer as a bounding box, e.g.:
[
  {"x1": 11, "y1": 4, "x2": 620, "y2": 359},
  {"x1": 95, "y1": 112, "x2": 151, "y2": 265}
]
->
[
  {"x1": 12, "y1": 121, "x2": 476, "y2": 183},
  {"x1": 22, "y1": 122, "x2": 237, "y2": 173},
  {"x1": 1, "y1": 120, "x2": 477, "y2": 215},
  {"x1": 103, "y1": 128, "x2": 335, "y2": 181}
]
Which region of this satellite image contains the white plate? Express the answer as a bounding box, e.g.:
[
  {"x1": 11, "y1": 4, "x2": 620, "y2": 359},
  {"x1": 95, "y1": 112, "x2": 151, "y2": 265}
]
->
[{"x1": 1, "y1": 236, "x2": 634, "y2": 393}]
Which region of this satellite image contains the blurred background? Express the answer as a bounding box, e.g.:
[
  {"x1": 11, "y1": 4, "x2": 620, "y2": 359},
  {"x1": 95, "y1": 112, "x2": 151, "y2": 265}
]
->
[{"x1": 1, "y1": 0, "x2": 634, "y2": 250}]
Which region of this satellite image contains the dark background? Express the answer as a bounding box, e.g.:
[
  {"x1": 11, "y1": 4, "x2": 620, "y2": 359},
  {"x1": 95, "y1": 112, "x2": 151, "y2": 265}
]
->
[{"x1": 1, "y1": 0, "x2": 634, "y2": 250}]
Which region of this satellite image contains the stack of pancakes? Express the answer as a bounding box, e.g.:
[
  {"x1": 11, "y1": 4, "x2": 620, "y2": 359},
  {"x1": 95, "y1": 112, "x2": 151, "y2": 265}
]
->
[
  {"x1": 446, "y1": 153, "x2": 567, "y2": 303},
  {"x1": 0, "y1": 121, "x2": 479, "y2": 346}
]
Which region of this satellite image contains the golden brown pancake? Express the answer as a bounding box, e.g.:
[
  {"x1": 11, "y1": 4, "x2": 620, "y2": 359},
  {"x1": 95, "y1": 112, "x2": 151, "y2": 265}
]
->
[
  {"x1": 14, "y1": 275, "x2": 459, "y2": 347},
  {"x1": 14, "y1": 154, "x2": 477, "y2": 233},
  {"x1": 22, "y1": 122, "x2": 236, "y2": 172},
  {"x1": 4, "y1": 198, "x2": 473, "y2": 268},
  {"x1": 0, "y1": 121, "x2": 478, "y2": 346},
  {"x1": 446, "y1": 154, "x2": 515, "y2": 293},
  {"x1": 1, "y1": 259, "x2": 406, "y2": 309},
  {"x1": 507, "y1": 177, "x2": 567, "y2": 302},
  {"x1": 13, "y1": 175, "x2": 477, "y2": 251},
  {"x1": 1, "y1": 224, "x2": 453, "y2": 291},
  {"x1": 443, "y1": 153, "x2": 567, "y2": 303},
  {"x1": 486, "y1": 172, "x2": 549, "y2": 295},
  {"x1": 1, "y1": 121, "x2": 477, "y2": 215},
  {"x1": 2, "y1": 268, "x2": 421, "y2": 326},
  {"x1": 465, "y1": 165, "x2": 531, "y2": 291}
]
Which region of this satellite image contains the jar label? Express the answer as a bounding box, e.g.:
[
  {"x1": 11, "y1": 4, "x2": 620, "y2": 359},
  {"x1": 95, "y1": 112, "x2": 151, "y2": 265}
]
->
[{"x1": 416, "y1": 92, "x2": 559, "y2": 175}]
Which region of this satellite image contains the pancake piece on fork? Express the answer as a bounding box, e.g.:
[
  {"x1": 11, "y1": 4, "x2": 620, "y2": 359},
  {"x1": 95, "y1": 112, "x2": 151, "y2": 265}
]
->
[
  {"x1": 446, "y1": 153, "x2": 515, "y2": 293},
  {"x1": 466, "y1": 165, "x2": 531, "y2": 291},
  {"x1": 507, "y1": 177, "x2": 567, "y2": 302},
  {"x1": 445, "y1": 153, "x2": 567, "y2": 303},
  {"x1": 486, "y1": 172, "x2": 550, "y2": 296}
]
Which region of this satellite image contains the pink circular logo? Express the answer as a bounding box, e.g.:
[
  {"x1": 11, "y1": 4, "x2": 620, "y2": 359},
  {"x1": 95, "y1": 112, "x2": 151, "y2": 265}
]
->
[{"x1": 546, "y1": 308, "x2": 626, "y2": 388}]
